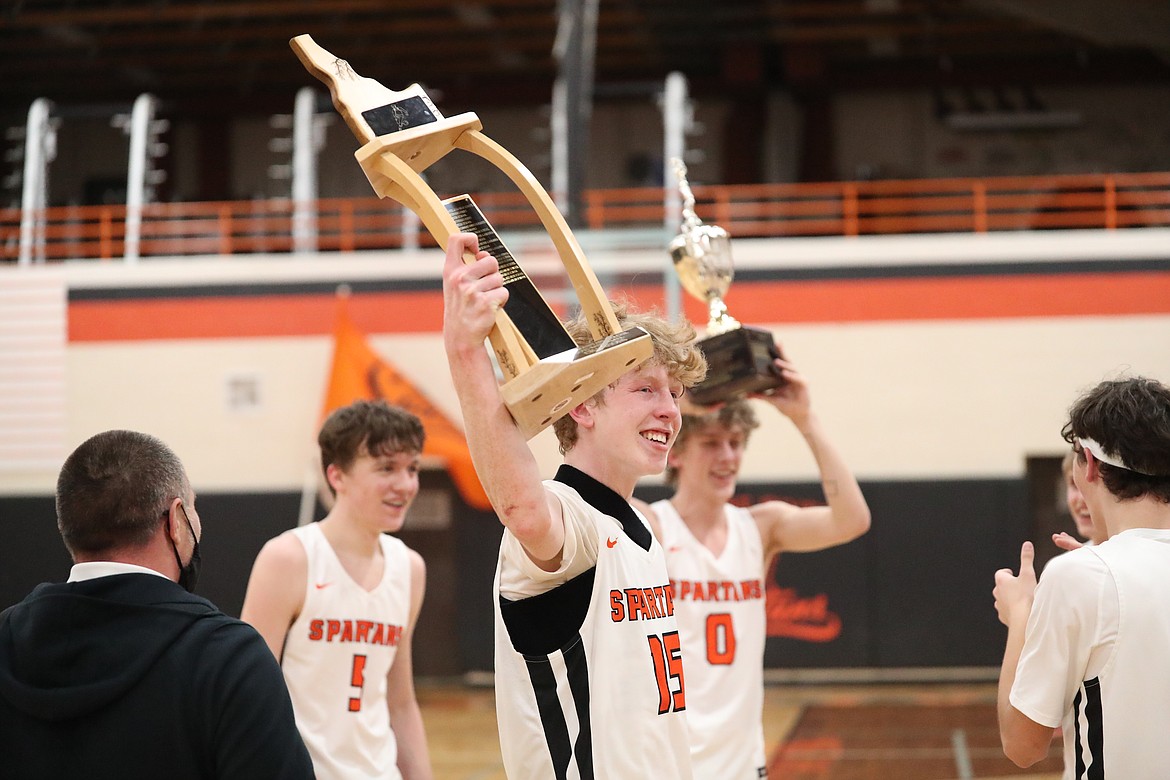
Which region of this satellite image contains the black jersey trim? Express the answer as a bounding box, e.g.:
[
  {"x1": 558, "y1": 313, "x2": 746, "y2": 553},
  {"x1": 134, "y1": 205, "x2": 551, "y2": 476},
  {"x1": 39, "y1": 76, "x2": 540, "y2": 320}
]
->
[
  {"x1": 522, "y1": 635, "x2": 595, "y2": 780},
  {"x1": 554, "y1": 464, "x2": 651, "y2": 551},
  {"x1": 525, "y1": 655, "x2": 573, "y2": 779},
  {"x1": 564, "y1": 636, "x2": 594, "y2": 779},
  {"x1": 1081, "y1": 677, "x2": 1103, "y2": 780},
  {"x1": 500, "y1": 567, "x2": 595, "y2": 656}
]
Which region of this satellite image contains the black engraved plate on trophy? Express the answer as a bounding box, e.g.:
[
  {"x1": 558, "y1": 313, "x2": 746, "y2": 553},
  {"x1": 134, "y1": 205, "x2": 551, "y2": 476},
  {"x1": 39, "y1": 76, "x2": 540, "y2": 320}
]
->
[
  {"x1": 573, "y1": 326, "x2": 647, "y2": 360},
  {"x1": 443, "y1": 195, "x2": 576, "y2": 359},
  {"x1": 689, "y1": 326, "x2": 784, "y2": 406},
  {"x1": 361, "y1": 96, "x2": 439, "y2": 136}
]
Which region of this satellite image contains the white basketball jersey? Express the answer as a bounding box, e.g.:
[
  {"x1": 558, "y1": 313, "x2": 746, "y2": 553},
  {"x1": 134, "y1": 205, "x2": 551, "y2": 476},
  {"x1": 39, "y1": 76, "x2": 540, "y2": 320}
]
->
[
  {"x1": 281, "y1": 523, "x2": 412, "y2": 780},
  {"x1": 494, "y1": 467, "x2": 694, "y2": 779},
  {"x1": 1068, "y1": 529, "x2": 1170, "y2": 778},
  {"x1": 655, "y1": 499, "x2": 768, "y2": 779}
]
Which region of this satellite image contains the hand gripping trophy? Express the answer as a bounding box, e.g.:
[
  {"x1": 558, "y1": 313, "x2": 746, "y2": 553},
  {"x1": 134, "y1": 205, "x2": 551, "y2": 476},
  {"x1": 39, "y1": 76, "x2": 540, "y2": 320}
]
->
[
  {"x1": 290, "y1": 35, "x2": 652, "y2": 438},
  {"x1": 669, "y1": 158, "x2": 784, "y2": 405}
]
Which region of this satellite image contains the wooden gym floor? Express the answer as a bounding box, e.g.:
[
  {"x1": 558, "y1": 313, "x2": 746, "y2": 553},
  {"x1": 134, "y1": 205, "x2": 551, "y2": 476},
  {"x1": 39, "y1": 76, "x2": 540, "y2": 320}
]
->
[{"x1": 417, "y1": 681, "x2": 1063, "y2": 779}]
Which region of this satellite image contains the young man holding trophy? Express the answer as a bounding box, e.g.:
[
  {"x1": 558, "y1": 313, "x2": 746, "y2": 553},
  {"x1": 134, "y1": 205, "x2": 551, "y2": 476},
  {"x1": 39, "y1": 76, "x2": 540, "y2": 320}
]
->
[
  {"x1": 631, "y1": 161, "x2": 873, "y2": 779},
  {"x1": 442, "y1": 231, "x2": 708, "y2": 779}
]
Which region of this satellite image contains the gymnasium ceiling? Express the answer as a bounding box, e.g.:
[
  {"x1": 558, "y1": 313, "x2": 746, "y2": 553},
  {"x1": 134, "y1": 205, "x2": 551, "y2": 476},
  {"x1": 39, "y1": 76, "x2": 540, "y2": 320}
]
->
[{"x1": 3, "y1": 0, "x2": 1169, "y2": 116}]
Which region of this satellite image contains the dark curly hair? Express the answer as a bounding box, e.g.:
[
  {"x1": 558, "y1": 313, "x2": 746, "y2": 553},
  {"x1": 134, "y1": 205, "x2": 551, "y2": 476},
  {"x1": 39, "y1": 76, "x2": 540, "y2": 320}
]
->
[{"x1": 1061, "y1": 377, "x2": 1170, "y2": 503}]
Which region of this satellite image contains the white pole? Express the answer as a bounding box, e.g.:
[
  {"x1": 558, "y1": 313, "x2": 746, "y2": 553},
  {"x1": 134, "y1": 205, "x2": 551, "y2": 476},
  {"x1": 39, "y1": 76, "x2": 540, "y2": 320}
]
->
[
  {"x1": 550, "y1": 79, "x2": 568, "y2": 215},
  {"x1": 124, "y1": 93, "x2": 157, "y2": 264},
  {"x1": 18, "y1": 98, "x2": 55, "y2": 266},
  {"x1": 291, "y1": 86, "x2": 318, "y2": 254},
  {"x1": 662, "y1": 72, "x2": 689, "y2": 322}
]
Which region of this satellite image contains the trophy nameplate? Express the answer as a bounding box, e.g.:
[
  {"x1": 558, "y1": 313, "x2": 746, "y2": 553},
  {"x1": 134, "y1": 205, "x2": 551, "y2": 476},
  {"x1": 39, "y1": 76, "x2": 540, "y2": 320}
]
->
[
  {"x1": 669, "y1": 158, "x2": 783, "y2": 406},
  {"x1": 291, "y1": 35, "x2": 651, "y2": 438}
]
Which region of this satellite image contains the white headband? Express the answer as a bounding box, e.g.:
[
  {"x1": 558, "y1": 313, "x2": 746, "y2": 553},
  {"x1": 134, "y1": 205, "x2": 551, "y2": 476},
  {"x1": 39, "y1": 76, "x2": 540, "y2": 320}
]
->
[{"x1": 1078, "y1": 437, "x2": 1154, "y2": 476}]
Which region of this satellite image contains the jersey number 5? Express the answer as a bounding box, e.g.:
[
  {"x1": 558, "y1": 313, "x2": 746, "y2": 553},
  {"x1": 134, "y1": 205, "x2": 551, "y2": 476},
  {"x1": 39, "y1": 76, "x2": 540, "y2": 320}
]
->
[
  {"x1": 349, "y1": 654, "x2": 367, "y2": 712},
  {"x1": 706, "y1": 612, "x2": 737, "y2": 665},
  {"x1": 648, "y1": 631, "x2": 686, "y2": 714}
]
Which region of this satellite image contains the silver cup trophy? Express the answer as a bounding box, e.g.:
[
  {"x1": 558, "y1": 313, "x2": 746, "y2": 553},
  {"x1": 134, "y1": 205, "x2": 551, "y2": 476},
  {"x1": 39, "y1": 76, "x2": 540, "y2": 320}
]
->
[{"x1": 669, "y1": 158, "x2": 783, "y2": 405}]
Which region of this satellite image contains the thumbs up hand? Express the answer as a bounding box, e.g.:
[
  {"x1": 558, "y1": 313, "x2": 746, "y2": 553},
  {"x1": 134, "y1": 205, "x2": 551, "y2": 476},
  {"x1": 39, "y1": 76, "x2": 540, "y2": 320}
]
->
[{"x1": 993, "y1": 541, "x2": 1038, "y2": 627}]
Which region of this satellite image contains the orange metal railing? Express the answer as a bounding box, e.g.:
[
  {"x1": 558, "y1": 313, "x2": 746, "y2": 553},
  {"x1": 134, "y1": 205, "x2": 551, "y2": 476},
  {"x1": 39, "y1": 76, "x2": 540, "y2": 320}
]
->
[{"x1": 3, "y1": 172, "x2": 1169, "y2": 262}]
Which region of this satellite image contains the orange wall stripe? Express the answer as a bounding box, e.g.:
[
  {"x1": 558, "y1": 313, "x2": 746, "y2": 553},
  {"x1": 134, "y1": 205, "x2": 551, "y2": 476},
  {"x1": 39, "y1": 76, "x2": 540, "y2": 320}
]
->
[
  {"x1": 623, "y1": 271, "x2": 1170, "y2": 325},
  {"x1": 69, "y1": 271, "x2": 1170, "y2": 342},
  {"x1": 69, "y1": 290, "x2": 445, "y2": 341}
]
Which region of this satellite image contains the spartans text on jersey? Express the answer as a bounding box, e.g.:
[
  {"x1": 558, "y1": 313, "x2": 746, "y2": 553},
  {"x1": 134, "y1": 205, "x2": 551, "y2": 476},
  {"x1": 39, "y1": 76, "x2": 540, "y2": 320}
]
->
[
  {"x1": 670, "y1": 578, "x2": 764, "y2": 602},
  {"x1": 609, "y1": 583, "x2": 676, "y2": 622},
  {"x1": 307, "y1": 618, "x2": 404, "y2": 646}
]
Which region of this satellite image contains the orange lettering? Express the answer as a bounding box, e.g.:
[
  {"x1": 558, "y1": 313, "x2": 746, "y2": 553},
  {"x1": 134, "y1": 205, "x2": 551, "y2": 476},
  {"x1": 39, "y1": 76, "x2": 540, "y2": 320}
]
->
[
  {"x1": 642, "y1": 588, "x2": 662, "y2": 619},
  {"x1": 356, "y1": 620, "x2": 373, "y2": 643}
]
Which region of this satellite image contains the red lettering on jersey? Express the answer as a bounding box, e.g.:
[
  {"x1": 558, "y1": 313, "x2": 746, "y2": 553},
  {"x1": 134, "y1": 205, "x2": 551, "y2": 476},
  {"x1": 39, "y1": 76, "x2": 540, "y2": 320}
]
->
[
  {"x1": 356, "y1": 620, "x2": 373, "y2": 643},
  {"x1": 627, "y1": 588, "x2": 648, "y2": 621},
  {"x1": 372, "y1": 622, "x2": 385, "y2": 645},
  {"x1": 692, "y1": 582, "x2": 706, "y2": 601},
  {"x1": 663, "y1": 583, "x2": 675, "y2": 616},
  {"x1": 308, "y1": 619, "x2": 324, "y2": 641},
  {"x1": 610, "y1": 590, "x2": 625, "y2": 622},
  {"x1": 340, "y1": 620, "x2": 354, "y2": 642},
  {"x1": 642, "y1": 588, "x2": 662, "y2": 619},
  {"x1": 744, "y1": 579, "x2": 763, "y2": 600},
  {"x1": 676, "y1": 580, "x2": 691, "y2": 600},
  {"x1": 326, "y1": 619, "x2": 342, "y2": 641}
]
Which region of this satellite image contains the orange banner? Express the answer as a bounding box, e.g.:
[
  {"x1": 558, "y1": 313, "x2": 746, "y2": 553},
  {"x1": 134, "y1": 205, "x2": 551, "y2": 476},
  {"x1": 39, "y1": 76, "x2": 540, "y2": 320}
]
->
[{"x1": 322, "y1": 295, "x2": 491, "y2": 511}]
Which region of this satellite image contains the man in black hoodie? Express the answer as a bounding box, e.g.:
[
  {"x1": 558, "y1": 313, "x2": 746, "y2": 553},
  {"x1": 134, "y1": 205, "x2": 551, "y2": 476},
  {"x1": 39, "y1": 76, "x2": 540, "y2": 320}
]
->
[{"x1": 0, "y1": 429, "x2": 314, "y2": 779}]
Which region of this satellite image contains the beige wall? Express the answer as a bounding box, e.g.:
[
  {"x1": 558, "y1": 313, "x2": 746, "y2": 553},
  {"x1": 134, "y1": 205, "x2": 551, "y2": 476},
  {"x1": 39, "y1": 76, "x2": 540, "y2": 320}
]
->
[{"x1": 3, "y1": 230, "x2": 1167, "y2": 496}]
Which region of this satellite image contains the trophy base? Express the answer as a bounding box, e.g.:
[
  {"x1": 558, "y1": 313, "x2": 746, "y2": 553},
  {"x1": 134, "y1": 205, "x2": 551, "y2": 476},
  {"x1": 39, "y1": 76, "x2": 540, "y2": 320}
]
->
[
  {"x1": 500, "y1": 327, "x2": 653, "y2": 439},
  {"x1": 689, "y1": 326, "x2": 784, "y2": 406}
]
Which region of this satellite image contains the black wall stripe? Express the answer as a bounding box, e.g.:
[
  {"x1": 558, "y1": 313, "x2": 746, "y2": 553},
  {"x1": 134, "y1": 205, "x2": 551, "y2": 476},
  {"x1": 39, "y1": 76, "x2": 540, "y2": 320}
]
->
[
  {"x1": 564, "y1": 636, "x2": 595, "y2": 779},
  {"x1": 730, "y1": 257, "x2": 1170, "y2": 283},
  {"x1": 67, "y1": 257, "x2": 1170, "y2": 302}
]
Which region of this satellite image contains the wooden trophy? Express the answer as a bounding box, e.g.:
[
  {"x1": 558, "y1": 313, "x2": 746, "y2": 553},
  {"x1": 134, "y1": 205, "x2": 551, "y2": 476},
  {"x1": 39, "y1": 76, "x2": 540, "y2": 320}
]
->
[{"x1": 290, "y1": 35, "x2": 651, "y2": 439}]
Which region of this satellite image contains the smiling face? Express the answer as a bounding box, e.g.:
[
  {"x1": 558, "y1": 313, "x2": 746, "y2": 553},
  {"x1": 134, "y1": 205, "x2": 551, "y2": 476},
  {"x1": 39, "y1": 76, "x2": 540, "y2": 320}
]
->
[
  {"x1": 329, "y1": 445, "x2": 421, "y2": 534},
  {"x1": 576, "y1": 362, "x2": 683, "y2": 487},
  {"x1": 667, "y1": 419, "x2": 749, "y2": 502}
]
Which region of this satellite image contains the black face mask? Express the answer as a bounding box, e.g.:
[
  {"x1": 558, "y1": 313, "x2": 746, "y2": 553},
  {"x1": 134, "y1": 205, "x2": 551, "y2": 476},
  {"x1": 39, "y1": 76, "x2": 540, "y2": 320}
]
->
[{"x1": 169, "y1": 503, "x2": 202, "y2": 593}]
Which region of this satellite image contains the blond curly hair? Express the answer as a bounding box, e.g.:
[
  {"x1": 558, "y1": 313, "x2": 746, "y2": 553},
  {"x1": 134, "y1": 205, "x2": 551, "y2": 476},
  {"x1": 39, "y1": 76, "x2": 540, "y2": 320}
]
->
[{"x1": 552, "y1": 301, "x2": 707, "y2": 454}]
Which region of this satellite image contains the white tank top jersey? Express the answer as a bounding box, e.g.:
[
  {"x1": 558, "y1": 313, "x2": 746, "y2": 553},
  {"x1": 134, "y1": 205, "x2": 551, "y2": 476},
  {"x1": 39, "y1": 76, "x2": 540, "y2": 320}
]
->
[
  {"x1": 280, "y1": 522, "x2": 412, "y2": 780},
  {"x1": 654, "y1": 499, "x2": 769, "y2": 779},
  {"x1": 1070, "y1": 529, "x2": 1170, "y2": 779},
  {"x1": 493, "y1": 465, "x2": 694, "y2": 780}
]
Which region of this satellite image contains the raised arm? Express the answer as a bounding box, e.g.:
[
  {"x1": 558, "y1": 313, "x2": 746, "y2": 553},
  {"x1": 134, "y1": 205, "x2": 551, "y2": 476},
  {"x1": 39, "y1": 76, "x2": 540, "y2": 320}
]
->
[
  {"x1": 240, "y1": 532, "x2": 307, "y2": 662},
  {"x1": 387, "y1": 549, "x2": 434, "y2": 780},
  {"x1": 750, "y1": 357, "x2": 871, "y2": 562},
  {"x1": 993, "y1": 541, "x2": 1054, "y2": 767},
  {"x1": 442, "y1": 233, "x2": 565, "y2": 566}
]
